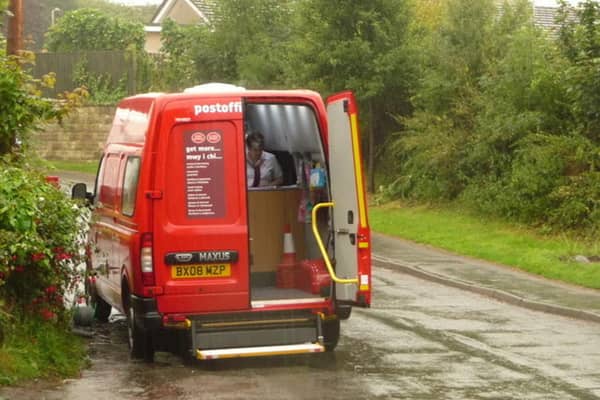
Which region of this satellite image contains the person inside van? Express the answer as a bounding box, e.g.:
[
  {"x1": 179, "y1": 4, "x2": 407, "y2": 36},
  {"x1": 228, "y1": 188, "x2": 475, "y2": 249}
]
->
[{"x1": 246, "y1": 131, "x2": 283, "y2": 187}]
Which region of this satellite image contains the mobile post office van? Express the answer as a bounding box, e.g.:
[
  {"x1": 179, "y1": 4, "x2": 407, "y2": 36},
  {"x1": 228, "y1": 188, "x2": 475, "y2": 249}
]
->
[{"x1": 73, "y1": 84, "x2": 371, "y2": 361}]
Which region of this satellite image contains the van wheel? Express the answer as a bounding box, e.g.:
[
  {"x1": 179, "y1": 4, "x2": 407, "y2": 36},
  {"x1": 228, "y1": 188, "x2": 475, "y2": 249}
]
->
[
  {"x1": 322, "y1": 319, "x2": 340, "y2": 352},
  {"x1": 127, "y1": 306, "x2": 154, "y2": 362},
  {"x1": 86, "y1": 279, "x2": 111, "y2": 322}
]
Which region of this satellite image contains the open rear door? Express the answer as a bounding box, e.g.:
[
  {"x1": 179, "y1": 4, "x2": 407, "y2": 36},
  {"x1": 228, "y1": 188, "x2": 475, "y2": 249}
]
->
[{"x1": 326, "y1": 91, "x2": 371, "y2": 307}]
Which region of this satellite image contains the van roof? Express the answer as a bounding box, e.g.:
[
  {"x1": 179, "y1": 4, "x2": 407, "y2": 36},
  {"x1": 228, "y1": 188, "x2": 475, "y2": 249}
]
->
[
  {"x1": 108, "y1": 86, "x2": 326, "y2": 147},
  {"x1": 120, "y1": 87, "x2": 323, "y2": 106}
]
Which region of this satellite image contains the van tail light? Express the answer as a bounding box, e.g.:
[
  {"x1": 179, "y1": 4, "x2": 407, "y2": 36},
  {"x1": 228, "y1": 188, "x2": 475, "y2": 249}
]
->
[{"x1": 140, "y1": 232, "x2": 155, "y2": 286}]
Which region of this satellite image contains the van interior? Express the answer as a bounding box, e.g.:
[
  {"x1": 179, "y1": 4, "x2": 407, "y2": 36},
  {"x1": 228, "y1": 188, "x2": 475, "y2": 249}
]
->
[{"x1": 244, "y1": 102, "x2": 333, "y2": 305}]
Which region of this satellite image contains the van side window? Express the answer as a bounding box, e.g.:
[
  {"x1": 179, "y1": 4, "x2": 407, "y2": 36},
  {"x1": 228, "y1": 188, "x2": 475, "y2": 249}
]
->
[
  {"x1": 98, "y1": 154, "x2": 120, "y2": 209},
  {"x1": 93, "y1": 155, "x2": 105, "y2": 206},
  {"x1": 121, "y1": 157, "x2": 141, "y2": 217}
]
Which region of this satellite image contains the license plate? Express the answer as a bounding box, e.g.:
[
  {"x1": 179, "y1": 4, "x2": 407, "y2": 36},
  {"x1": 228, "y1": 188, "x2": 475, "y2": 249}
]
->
[{"x1": 171, "y1": 264, "x2": 231, "y2": 279}]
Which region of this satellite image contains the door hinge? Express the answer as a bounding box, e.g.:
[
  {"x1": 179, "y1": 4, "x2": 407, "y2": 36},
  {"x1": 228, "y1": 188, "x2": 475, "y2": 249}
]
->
[{"x1": 145, "y1": 190, "x2": 163, "y2": 199}]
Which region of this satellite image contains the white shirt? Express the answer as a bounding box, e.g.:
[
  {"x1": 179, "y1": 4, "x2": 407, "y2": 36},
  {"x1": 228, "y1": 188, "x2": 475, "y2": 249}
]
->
[{"x1": 246, "y1": 151, "x2": 283, "y2": 187}]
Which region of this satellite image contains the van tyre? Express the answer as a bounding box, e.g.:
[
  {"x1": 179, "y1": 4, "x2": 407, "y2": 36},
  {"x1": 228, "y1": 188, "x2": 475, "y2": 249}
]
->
[
  {"x1": 85, "y1": 278, "x2": 111, "y2": 322},
  {"x1": 92, "y1": 295, "x2": 111, "y2": 322},
  {"x1": 128, "y1": 306, "x2": 154, "y2": 362},
  {"x1": 322, "y1": 319, "x2": 340, "y2": 352}
]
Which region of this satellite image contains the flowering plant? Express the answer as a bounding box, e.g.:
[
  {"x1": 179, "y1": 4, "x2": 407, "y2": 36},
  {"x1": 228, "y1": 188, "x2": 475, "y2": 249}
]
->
[{"x1": 0, "y1": 164, "x2": 88, "y2": 327}]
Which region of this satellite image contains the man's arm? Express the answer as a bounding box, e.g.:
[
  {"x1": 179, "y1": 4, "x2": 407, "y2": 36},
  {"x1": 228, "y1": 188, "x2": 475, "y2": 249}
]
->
[{"x1": 269, "y1": 153, "x2": 284, "y2": 185}]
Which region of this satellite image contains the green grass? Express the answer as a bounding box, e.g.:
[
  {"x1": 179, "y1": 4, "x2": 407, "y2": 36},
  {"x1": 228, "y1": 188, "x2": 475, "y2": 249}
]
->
[
  {"x1": 370, "y1": 201, "x2": 600, "y2": 289},
  {"x1": 0, "y1": 319, "x2": 89, "y2": 386},
  {"x1": 45, "y1": 160, "x2": 99, "y2": 175}
]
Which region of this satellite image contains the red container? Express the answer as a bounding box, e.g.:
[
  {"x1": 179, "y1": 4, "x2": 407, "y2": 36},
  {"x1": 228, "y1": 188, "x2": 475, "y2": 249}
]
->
[
  {"x1": 295, "y1": 259, "x2": 331, "y2": 294},
  {"x1": 276, "y1": 263, "x2": 296, "y2": 288}
]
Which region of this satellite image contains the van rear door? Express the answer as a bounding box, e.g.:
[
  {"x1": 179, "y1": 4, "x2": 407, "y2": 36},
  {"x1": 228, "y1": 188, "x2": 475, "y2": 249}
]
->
[
  {"x1": 151, "y1": 98, "x2": 249, "y2": 314},
  {"x1": 326, "y1": 91, "x2": 371, "y2": 307}
]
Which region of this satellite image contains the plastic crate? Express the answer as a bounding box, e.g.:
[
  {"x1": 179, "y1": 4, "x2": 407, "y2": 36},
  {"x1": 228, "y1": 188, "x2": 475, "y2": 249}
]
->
[{"x1": 295, "y1": 259, "x2": 331, "y2": 295}]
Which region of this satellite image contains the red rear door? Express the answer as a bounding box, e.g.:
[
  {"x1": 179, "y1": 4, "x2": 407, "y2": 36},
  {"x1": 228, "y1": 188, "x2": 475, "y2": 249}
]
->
[{"x1": 151, "y1": 98, "x2": 249, "y2": 314}]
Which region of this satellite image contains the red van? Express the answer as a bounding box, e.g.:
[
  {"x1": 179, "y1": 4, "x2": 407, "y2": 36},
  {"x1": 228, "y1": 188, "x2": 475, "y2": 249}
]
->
[{"x1": 73, "y1": 83, "x2": 371, "y2": 362}]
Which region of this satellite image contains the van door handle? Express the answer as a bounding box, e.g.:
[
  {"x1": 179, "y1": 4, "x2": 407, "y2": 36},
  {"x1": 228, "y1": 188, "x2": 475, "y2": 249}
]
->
[{"x1": 335, "y1": 228, "x2": 349, "y2": 234}]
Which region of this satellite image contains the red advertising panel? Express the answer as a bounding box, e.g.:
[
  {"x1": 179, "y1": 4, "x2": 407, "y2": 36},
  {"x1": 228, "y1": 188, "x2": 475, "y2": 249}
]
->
[{"x1": 183, "y1": 129, "x2": 225, "y2": 218}]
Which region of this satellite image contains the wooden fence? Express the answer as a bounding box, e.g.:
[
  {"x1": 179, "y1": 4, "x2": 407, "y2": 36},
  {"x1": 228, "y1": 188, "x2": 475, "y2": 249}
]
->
[{"x1": 31, "y1": 50, "x2": 141, "y2": 98}]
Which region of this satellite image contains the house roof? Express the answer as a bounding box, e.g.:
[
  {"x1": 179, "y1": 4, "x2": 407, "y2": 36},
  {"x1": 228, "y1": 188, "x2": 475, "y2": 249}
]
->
[
  {"x1": 150, "y1": 0, "x2": 215, "y2": 25},
  {"x1": 496, "y1": 2, "x2": 578, "y2": 39},
  {"x1": 190, "y1": 0, "x2": 215, "y2": 21}
]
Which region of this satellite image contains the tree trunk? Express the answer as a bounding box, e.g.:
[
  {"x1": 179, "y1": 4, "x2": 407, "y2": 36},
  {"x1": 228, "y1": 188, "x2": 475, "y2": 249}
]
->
[
  {"x1": 7, "y1": 0, "x2": 24, "y2": 55},
  {"x1": 367, "y1": 99, "x2": 375, "y2": 193}
]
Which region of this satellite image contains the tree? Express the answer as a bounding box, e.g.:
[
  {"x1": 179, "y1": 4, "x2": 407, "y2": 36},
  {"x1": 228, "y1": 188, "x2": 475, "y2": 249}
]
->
[
  {"x1": 157, "y1": 0, "x2": 295, "y2": 90},
  {"x1": 211, "y1": 0, "x2": 294, "y2": 87},
  {"x1": 0, "y1": 53, "x2": 63, "y2": 155},
  {"x1": 44, "y1": 8, "x2": 144, "y2": 52},
  {"x1": 288, "y1": 0, "x2": 414, "y2": 192}
]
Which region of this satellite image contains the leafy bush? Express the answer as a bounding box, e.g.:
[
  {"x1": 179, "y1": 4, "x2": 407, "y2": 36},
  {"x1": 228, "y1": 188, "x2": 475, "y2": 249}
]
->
[
  {"x1": 549, "y1": 171, "x2": 600, "y2": 233},
  {"x1": 45, "y1": 8, "x2": 144, "y2": 52},
  {"x1": 72, "y1": 57, "x2": 126, "y2": 105},
  {"x1": 0, "y1": 163, "x2": 87, "y2": 326},
  {"x1": 0, "y1": 53, "x2": 63, "y2": 155},
  {"x1": 384, "y1": 0, "x2": 600, "y2": 236}
]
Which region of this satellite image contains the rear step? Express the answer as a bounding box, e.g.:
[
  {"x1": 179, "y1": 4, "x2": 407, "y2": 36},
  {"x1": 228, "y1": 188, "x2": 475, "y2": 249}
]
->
[
  {"x1": 197, "y1": 342, "x2": 324, "y2": 360},
  {"x1": 191, "y1": 310, "x2": 324, "y2": 359}
]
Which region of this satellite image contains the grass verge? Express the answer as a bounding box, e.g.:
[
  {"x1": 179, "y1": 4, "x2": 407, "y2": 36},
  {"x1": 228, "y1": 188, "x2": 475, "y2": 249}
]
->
[
  {"x1": 0, "y1": 319, "x2": 88, "y2": 386},
  {"x1": 370, "y1": 201, "x2": 600, "y2": 289},
  {"x1": 45, "y1": 160, "x2": 99, "y2": 176}
]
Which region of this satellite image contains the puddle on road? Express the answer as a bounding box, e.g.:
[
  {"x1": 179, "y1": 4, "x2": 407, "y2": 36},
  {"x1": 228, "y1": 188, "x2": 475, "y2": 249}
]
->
[{"x1": 0, "y1": 316, "x2": 377, "y2": 400}]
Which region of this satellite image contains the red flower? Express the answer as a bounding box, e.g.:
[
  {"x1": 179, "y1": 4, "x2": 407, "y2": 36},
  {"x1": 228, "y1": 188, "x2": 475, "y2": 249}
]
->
[
  {"x1": 0, "y1": 272, "x2": 5, "y2": 280},
  {"x1": 14, "y1": 265, "x2": 25, "y2": 272},
  {"x1": 39, "y1": 309, "x2": 55, "y2": 320},
  {"x1": 45, "y1": 285, "x2": 57, "y2": 295},
  {"x1": 56, "y1": 252, "x2": 72, "y2": 261},
  {"x1": 31, "y1": 253, "x2": 45, "y2": 262}
]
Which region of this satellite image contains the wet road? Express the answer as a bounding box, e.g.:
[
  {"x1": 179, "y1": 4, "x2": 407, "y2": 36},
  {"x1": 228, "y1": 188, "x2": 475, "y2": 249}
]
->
[{"x1": 2, "y1": 261, "x2": 600, "y2": 399}]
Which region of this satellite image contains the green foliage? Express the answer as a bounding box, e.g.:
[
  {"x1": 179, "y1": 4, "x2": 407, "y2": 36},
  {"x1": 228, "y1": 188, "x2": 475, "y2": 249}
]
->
[
  {"x1": 72, "y1": 0, "x2": 156, "y2": 24},
  {"x1": 557, "y1": 0, "x2": 600, "y2": 143},
  {"x1": 0, "y1": 318, "x2": 88, "y2": 385},
  {"x1": 45, "y1": 8, "x2": 144, "y2": 52},
  {"x1": 156, "y1": 0, "x2": 296, "y2": 91},
  {"x1": 0, "y1": 53, "x2": 64, "y2": 156},
  {"x1": 72, "y1": 57, "x2": 126, "y2": 105},
  {"x1": 386, "y1": 0, "x2": 600, "y2": 236},
  {"x1": 211, "y1": 0, "x2": 294, "y2": 87},
  {"x1": 289, "y1": 0, "x2": 412, "y2": 98},
  {"x1": 153, "y1": 19, "x2": 208, "y2": 91},
  {"x1": 0, "y1": 163, "x2": 87, "y2": 325}
]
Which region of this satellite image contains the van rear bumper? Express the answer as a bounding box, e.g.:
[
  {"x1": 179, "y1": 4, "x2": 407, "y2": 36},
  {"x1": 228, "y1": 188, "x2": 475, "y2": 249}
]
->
[{"x1": 131, "y1": 294, "x2": 162, "y2": 331}]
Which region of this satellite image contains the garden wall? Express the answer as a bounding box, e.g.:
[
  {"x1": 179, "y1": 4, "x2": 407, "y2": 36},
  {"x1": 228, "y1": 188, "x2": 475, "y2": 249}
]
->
[{"x1": 32, "y1": 106, "x2": 115, "y2": 162}]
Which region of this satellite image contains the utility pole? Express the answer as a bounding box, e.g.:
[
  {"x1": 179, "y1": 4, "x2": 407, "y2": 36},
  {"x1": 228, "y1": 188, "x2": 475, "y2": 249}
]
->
[{"x1": 7, "y1": 0, "x2": 24, "y2": 55}]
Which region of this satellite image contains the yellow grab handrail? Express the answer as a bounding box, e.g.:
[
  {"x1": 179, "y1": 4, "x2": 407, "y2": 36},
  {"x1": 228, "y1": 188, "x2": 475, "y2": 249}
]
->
[{"x1": 311, "y1": 202, "x2": 358, "y2": 284}]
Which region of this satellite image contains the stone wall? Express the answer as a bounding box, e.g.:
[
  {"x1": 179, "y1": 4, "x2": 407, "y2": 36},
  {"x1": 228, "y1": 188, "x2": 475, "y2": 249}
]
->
[{"x1": 32, "y1": 106, "x2": 115, "y2": 162}]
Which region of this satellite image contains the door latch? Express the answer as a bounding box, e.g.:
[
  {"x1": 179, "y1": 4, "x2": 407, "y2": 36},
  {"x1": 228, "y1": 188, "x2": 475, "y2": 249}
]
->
[{"x1": 349, "y1": 233, "x2": 356, "y2": 245}]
